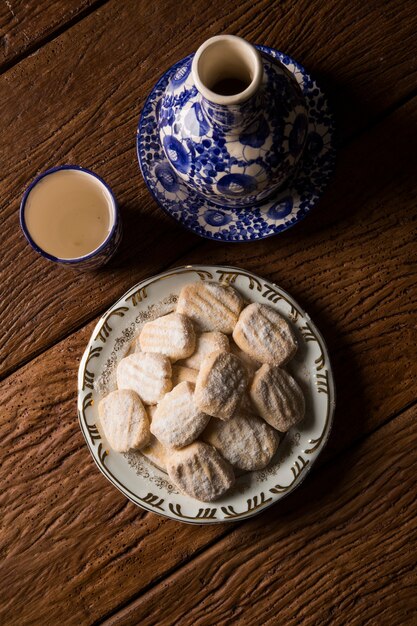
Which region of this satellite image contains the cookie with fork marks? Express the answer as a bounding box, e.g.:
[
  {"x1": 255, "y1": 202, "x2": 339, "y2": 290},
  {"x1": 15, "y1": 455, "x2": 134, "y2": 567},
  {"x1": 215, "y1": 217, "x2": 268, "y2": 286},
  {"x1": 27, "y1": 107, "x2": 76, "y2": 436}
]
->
[
  {"x1": 176, "y1": 281, "x2": 243, "y2": 334},
  {"x1": 98, "y1": 389, "x2": 150, "y2": 452},
  {"x1": 117, "y1": 352, "x2": 172, "y2": 405},
  {"x1": 166, "y1": 441, "x2": 235, "y2": 502},
  {"x1": 203, "y1": 411, "x2": 280, "y2": 471},
  {"x1": 250, "y1": 364, "x2": 305, "y2": 432},
  {"x1": 195, "y1": 351, "x2": 248, "y2": 420},
  {"x1": 233, "y1": 302, "x2": 298, "y2": 366},
  {"x1": 151, "y1": 381, "x2": 210, "y2": 448},
  {"x1": 139, "y1": 312, "x2": 196, "y2": 361}
]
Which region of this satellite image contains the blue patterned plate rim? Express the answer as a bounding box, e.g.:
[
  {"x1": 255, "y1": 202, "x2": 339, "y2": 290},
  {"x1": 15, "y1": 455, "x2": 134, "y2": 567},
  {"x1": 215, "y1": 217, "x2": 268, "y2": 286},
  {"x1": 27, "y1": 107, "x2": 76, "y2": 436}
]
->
[{"x1": 136, "y1": 46, "x2": 335, "y2": 242}]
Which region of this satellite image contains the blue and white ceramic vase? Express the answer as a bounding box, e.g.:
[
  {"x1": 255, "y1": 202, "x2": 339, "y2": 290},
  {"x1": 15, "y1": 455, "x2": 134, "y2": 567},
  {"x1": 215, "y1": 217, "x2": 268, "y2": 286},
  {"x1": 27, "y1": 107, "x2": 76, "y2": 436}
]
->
[{"x1": 158, "y1": 35, "x2": 309, "y2": 208}]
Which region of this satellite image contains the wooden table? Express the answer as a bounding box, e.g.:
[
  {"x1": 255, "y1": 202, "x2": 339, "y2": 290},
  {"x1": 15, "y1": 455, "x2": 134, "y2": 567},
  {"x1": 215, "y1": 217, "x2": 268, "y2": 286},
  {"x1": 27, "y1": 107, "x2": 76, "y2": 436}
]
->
[{"x1": 1, "y1": 1, "x2": 416, "y2": 624}]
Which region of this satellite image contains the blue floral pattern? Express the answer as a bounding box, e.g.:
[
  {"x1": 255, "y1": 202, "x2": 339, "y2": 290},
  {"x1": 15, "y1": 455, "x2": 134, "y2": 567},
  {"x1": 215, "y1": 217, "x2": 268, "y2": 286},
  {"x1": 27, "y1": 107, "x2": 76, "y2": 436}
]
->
[
  {"x1": 158, "y1": 52, "x2": 307, "y2": 207},
  {"x1": 137, "y1": 46, "x2": 335, "y2": 242}
]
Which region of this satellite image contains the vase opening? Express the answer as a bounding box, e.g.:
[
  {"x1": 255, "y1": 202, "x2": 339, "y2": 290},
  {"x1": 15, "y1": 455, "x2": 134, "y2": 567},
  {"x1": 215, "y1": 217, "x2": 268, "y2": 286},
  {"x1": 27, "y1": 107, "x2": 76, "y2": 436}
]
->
[{"x1": 191, "y1": 35, "x2": 263, "y2": 105}]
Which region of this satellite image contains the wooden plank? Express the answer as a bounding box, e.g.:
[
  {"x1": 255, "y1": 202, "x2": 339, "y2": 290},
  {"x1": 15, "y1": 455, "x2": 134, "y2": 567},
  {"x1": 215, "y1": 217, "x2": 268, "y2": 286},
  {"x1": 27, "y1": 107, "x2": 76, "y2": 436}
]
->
[
  {"x1": 1, "y1": 98, "x2": 416, "y2": 623},
  {"x1": 0, "y1": 0, "x2": 98, "y2": 70},
  {"x1": 108, "y1": 404, "x2": 417, "y2": 626},
  {"x1": 1, "y1": 0, "x2": 417, "y2": 377}
]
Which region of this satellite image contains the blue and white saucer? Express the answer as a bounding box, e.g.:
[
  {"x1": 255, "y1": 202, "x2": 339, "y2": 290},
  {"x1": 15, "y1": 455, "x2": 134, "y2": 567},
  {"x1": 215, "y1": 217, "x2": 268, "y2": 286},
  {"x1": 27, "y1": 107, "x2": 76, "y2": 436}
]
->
[{"x1": 137, "y1": 47, "x2": 335, "y2": 242}]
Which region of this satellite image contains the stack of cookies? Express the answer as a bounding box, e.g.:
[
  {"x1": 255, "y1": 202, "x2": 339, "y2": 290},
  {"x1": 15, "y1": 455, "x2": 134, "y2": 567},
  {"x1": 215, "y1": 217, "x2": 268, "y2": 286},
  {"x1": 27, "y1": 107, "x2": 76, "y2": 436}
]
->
[{"x1": 98, "y1": 281, "x2": 305, "y2": 502}]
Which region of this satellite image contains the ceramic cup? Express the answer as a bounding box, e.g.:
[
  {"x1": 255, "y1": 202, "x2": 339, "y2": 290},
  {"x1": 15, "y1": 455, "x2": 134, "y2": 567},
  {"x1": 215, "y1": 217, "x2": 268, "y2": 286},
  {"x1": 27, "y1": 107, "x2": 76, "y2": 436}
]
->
[{"x1": 20, "y1": 165, "x2": 122, "y2": 269}]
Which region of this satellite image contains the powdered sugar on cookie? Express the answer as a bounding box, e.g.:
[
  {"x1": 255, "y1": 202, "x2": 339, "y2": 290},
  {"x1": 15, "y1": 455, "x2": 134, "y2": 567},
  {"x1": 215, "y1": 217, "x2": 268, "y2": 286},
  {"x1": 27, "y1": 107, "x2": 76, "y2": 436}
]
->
[
  {"x1": 176, "y1": 282, "x2": 243, "y2": 334},
  {"x1": 195, "y1": 351, "x2": 248, "y2": 420},
  {"x1": 250, "y1": 364, "x2": 305, "y2": 431},
  {"x1": 181, "y1": 331, "x2": 229, "y2": 369},
  {"x1": 139, "y1": 312, "x2": 196, "y2": 361},
  {"x1": 151, "y1": 381, "x2": 210, "y2": 448},
  {"x1": 233, "y1": 303, "x2": 298, "y2": 366},
  {"x1": 166, "y1": 441, "x2": 235, "y2": 501},
  {"x1": 117, "y1": 352, "x2": 172, "y2": 405},
  {"x1": 98, "y1": 389, "x2": 150, "y2": 452}
]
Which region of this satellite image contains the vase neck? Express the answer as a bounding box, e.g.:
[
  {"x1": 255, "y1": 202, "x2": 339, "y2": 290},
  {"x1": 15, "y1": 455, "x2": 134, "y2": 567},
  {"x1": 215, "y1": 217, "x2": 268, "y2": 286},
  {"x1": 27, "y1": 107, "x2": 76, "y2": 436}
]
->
[
  {"x1": 191, "y1": 35, "x2": 263, "y2": 133},
  {"x1": 200, "y1": 92, "x2": 261, "y2": 132}
]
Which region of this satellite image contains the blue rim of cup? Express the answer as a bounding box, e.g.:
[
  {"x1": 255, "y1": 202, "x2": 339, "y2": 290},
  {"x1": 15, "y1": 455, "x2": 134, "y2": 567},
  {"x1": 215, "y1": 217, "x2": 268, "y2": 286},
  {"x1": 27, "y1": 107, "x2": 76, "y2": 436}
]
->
[{"x1": 20, "y1": 164, "x2": 119, "y2": 265}]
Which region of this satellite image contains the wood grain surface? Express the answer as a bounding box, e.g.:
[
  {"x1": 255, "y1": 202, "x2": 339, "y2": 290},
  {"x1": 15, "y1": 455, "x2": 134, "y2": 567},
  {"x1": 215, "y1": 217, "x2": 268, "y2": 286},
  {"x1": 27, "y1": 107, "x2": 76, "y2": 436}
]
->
[
  {"x1": 1, "y1": 0, "x2": 417, "y2": 378},
  {"x1": 109, "y1": 404, "x2": 417, "y2": 626},
  {"x1": 0, "y1": 0, "x2": 99, "y2": 70},
  {"x1": 1, "y1": 1, "x2": 417, "y2": 624}
]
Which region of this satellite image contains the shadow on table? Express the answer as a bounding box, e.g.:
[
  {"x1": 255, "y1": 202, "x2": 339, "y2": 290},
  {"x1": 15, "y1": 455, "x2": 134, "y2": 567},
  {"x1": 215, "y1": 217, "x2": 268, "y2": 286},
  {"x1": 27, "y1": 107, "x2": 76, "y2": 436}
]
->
[
  {"x1": 308, "y1": 83, "x2": 414, "y2": 228},
  {"x1": 99, "y1": 198, "x2": 199, "y2": 272},
  {"x1": 310, "y1": 70, "x2": 378, "y2": 147}
]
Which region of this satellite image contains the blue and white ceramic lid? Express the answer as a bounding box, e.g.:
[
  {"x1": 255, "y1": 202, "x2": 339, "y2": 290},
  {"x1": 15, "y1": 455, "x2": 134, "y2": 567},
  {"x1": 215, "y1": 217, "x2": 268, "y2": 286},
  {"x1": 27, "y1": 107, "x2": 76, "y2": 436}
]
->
[{"x1": 137, "y1": 46, "x2": 335, "y2": 242}]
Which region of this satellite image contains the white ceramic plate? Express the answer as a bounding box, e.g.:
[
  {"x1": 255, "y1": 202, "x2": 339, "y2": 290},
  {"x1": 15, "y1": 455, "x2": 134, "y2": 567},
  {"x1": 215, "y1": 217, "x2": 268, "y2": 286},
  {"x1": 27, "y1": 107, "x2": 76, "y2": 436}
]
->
[{"x1": 77, "y1": 265, "x2": 335, "y2": 524}]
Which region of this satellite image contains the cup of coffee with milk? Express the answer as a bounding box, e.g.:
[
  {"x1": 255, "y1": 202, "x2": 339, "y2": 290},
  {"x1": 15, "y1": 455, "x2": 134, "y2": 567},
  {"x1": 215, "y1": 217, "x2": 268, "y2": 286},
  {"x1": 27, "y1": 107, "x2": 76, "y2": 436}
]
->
[{"x1": 20, "y1": 165, "x2": 122, "y2": 269}]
